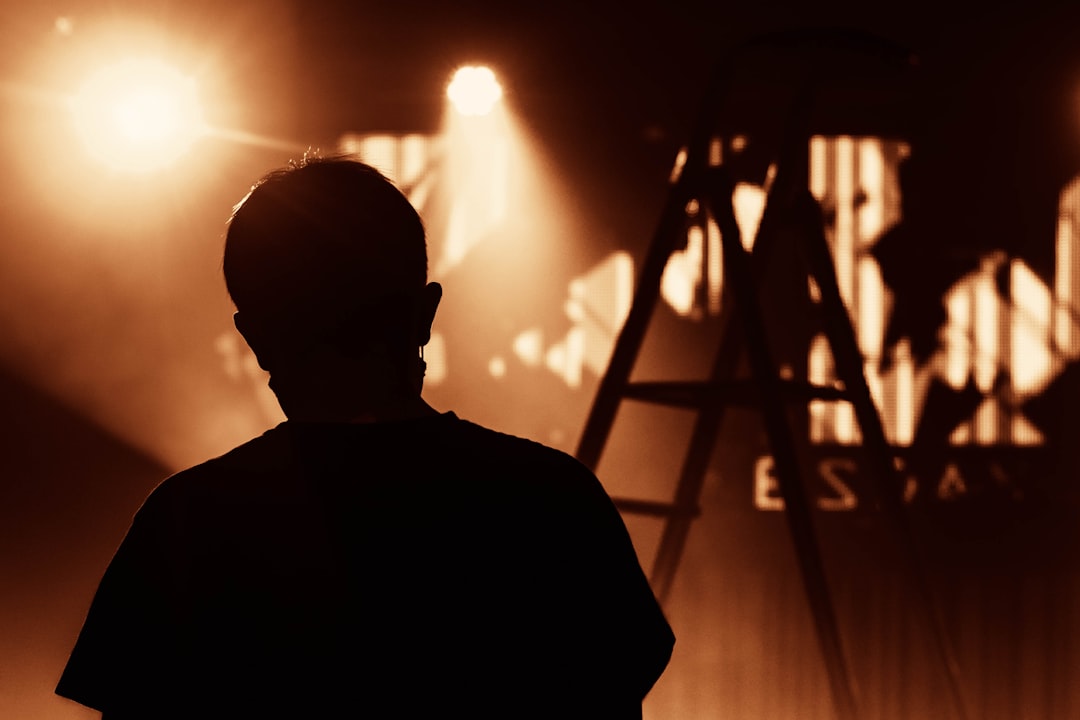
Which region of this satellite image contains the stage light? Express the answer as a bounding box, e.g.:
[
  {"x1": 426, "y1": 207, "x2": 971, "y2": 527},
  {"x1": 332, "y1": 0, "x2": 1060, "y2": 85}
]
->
[
  {"x1": 70, "y1": 57, "x2": 206, "y2": 174},
  {"x1": 447, "y1": 66, "x2": 502, "y2": 117}
]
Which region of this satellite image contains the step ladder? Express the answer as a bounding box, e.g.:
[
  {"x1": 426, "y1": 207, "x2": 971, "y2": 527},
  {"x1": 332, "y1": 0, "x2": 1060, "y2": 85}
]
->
[{"x1": 574, "y1": 31, "x2": 968, "y2": 720}]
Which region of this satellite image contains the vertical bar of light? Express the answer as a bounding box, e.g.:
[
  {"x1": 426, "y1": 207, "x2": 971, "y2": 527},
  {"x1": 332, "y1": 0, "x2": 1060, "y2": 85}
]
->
[
  {"x1": 886, "y1": 141, "x2": 914, "y2": 446},
  {"x1": 857, "y1": 138, "x2": 889, "y2": 441},
  {"x1": 1055, "y1": 181, "x2": 1080, "y2": 358},
  {"x1": 360, "y1": 135, "x2": 398, "y2": 180},
  {"x1": 688, "y1": 225, "x2": 705, "y2": 317},
  {"x1": 401, "y1": 134, "x2": 437, "y2": 212},
  {"x1": 1009, "y1": 260, "x2": 1050, "y2": 444},
  {"x1": 943, "y1": 280, "x2": 972, "y2": 444},
  {"x1": 400, "y1": 134, "x2": 427, "y2": 185},
  {"x1": 707, "y1": 216, "x2": 723, "y2": 315},
  {"x1": 709, "y1": 136, "x2": 723, "y2": 167},
  {"x1": 945, "y1": 288, "x2": 972, "y2": 388},
  {"x1": 834, "y1": 137, "x2": 856, "y2": 309},
  {"x1": 808, "y1": 136, "x2": 831, "y2": 442},
  {"x1": 834, "y1": 136, "x2": 856, "y2": 443},
  {"x1": 973, "y1": 256, "x2": 999, "y2": 443},
  {"x1": 895, "y1": 339, "x2": 914, "y2": 445},
  {"x1": 809, "y1": 334, "x2": 831, "y2": 443}
]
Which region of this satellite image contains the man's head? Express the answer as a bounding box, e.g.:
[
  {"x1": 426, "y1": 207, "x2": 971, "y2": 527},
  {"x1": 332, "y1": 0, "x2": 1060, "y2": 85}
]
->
[{"x1": 224, "y1": 157, "x2": 441, "y2": 416}]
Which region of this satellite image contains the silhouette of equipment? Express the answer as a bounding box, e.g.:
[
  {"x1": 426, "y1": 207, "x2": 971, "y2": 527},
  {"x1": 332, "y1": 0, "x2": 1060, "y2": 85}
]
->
[{"x1": 575, "y1": 31, "x2": 969, "y2": 720}]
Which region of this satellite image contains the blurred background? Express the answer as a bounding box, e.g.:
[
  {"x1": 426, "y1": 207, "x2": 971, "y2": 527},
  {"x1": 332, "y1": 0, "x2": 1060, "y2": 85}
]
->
[{"x1": 2, "y1": 1, "x2": 1079, "y2": 718}]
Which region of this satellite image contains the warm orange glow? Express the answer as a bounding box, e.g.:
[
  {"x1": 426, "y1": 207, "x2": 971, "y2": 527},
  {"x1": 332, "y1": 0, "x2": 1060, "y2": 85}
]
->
[
  {"x1": 70, "y1": 57, "x2": 206, "y2": 174},
  {"x1": 446, "y1": 65, "x2": 503, "y2": 117},
  {"x1": 54, "y1": 16, "x2": 75, "y2": 36},
  {"x1": 545, "y1": 252, "x2": 634, "y2": 388}
]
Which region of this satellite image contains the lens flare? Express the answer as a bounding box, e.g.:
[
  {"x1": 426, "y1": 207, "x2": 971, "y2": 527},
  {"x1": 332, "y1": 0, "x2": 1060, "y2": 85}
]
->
[{"x1": 71, "y1": 57, "x2": 206, "y2": 174}]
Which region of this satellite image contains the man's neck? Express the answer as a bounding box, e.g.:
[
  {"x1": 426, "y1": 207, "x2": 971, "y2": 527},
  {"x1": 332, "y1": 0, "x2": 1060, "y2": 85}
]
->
[
  {"x1": 269, "y1": 347, "x2": 436, "y2": 424},
  {"x1": 281, "y1": 393, "x2": 440, "y2": 424}
]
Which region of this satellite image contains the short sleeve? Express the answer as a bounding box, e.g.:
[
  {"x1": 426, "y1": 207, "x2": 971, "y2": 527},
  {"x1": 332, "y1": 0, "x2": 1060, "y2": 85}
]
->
[
  {"x1": 56, "y1": 486, "x2": 185, "y2": 714},
  {"x1": 550, "y1": 460, "x2": 676, "y2": 706}
]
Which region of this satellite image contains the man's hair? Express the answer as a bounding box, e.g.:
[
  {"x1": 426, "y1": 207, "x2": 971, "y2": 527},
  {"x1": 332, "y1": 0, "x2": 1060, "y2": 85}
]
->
[{"x1": 223, "y1": 157, "x2": 427, "y2": 355}]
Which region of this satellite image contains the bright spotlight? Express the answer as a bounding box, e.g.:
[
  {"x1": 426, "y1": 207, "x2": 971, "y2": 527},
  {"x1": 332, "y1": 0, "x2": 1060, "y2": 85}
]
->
[
  {"x1": 447, "y1": 66, "x2": 503, "y2": 117},
  {"x1": 71, "y1": 57, "x2": 206, "y2": 174}
]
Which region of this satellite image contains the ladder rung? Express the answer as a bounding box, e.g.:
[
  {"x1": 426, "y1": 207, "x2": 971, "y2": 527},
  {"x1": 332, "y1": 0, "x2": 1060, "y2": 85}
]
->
[
  {"x1": 622, "y1": 379, "x2": 848, "y2": 409},
  {"x1": 612, "y1": 497, "x2": 700, "y2": 518}
]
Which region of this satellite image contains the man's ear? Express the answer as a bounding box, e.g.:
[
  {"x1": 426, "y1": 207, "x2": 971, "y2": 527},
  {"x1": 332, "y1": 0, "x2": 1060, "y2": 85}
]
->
[
  {"x1": 416, "y1": 282, "x2": 442, "y2": 346},
  {"x1": 233, "y1": 312, "x2": 273, "y2": 371}
]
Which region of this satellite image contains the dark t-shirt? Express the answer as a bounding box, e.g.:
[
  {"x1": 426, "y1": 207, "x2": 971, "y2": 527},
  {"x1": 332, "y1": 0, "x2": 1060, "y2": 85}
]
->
[{"x1": 57, "y1": 413, "x2": 674, "y2": 718}]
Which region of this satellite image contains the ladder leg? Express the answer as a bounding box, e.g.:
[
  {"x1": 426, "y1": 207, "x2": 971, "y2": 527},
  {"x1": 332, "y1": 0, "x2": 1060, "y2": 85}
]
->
[
  {"x1": 575, "y1": 189, "x2": 691, "y2": 471},
  {"x1": 708, "y1": 170, "x2": 861, "y2": 720},
  {"x1": 576, "y1": 54, "x2": 734, "y2": 472},
  {"x1": 797, "y1": 191, "x2": 970, "y2": 720},
  {"x1": 649, "y1": 299, "x2": 743, "y2": 602}
]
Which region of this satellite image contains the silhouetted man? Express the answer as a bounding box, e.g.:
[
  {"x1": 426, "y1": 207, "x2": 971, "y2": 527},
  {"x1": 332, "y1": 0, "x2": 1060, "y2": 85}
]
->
[{"x1": 57, "y1": 158, "x2": 674, "y2": 719}]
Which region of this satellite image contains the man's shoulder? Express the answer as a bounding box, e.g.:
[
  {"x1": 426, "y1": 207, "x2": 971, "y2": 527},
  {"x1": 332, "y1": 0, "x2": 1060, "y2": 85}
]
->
[
  {"x1": 446, "y1": 415, "x2": 559, "y2": 453},
  {"x1": 438, "y1": 416, "x2": 613, "y2": 507},
  {"x1": 142, "y1": 425, "x2": 294, "y2": 506},
  {"x1": 145, "y1": 414, "x2": 600, "y2": 507},
  {"x1": 443, "y1": 416, "x2": 589, "y2": 474}
]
